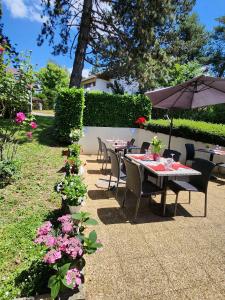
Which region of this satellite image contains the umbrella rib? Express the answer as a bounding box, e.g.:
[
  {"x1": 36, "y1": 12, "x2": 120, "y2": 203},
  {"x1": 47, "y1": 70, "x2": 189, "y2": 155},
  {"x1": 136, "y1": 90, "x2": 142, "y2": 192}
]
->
[
  {"x1": 152, "y1": 84, "x2": 188, "y2": 106},
  {"x1": 201, "y1": 82, "x2": 225, "y2": 95},
  {"x1": 170, "y1": 87, "x2": 187, "y2": 109}
]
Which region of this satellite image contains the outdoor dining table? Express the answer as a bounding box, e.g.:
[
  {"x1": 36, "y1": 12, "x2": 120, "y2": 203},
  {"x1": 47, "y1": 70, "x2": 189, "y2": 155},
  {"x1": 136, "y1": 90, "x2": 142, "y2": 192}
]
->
[
  {"x1": 106, "y1": 139, "x2": 140, "y2": 153},
  {"x1": 126, "y1": 153, "x2": 201, "y2": 216},
  {"x1": 196, "y1": 147, "x2": 225, "y2": 162}
]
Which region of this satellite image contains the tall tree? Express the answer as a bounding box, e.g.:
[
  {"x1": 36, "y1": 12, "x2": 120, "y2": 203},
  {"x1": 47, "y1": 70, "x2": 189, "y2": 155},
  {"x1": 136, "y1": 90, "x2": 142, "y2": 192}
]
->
[
  {"x1": 37, "y1": 61, "x2": 69, "y2": 108},
  {"x1": 206, "y1": 15, "x2": 225, "y2": 77},
  {"x1": 38, "y1": 0, "x2": 195, "y2": 88}
]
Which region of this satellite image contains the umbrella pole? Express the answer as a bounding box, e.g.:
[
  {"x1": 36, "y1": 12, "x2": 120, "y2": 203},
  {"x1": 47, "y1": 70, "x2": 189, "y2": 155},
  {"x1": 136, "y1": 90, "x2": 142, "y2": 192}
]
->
[{"x1": 168, "y1": 116, "x2": 173, "y2": 150}]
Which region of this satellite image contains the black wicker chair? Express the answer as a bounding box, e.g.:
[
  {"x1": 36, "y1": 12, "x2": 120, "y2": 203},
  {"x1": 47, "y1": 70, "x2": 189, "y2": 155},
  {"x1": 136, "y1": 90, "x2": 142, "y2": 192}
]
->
[
  {"x1": 185, "y1": 143, "x2": 195, "y2": 164},
  {"x1": 168, "y1": 158, "x2": 215, "y2": 217},
  {"x1": 108, "y1": 149, "x2": 126, "y2": 199},
  {"x1": 122, "y1": 158, "x2": 163, "y2": 220}
]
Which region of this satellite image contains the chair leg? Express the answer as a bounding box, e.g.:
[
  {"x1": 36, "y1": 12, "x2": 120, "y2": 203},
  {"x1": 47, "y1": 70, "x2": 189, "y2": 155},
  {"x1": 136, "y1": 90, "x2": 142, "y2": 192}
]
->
[
  {"x1": 189, "y1": 191, "x2": 191, "y2": 204},
  {"x1": 204, "y1": 193, "x2": 207, "y2": 217},
  {"x1": 115, "y1": 179, "x2": 119, "y2": 199},
  {"x1": 174, "y1": 193, "x2": 179, "y2": 216},
  {"x1": 97, "y1": 149, "x2": 99, "y2": 160},
  {"x1": 122, "y1": 188, "x2": 128, "y2": 207},
  {"x1": 134, "y1": 196, "x2": 141, "y2": 220},
  {"x1": 108, "y1": 173, "x2": 112, "y2": 190},
  {"x1": 102, "y1": 160, "x2": 105, "y2": 170}
]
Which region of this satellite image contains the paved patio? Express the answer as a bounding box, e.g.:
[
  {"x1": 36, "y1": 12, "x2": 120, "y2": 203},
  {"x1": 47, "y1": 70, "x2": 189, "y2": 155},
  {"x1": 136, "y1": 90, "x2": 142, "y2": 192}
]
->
[{"x1": 82, "y1": 155, "x2": 225, "y2": 300}]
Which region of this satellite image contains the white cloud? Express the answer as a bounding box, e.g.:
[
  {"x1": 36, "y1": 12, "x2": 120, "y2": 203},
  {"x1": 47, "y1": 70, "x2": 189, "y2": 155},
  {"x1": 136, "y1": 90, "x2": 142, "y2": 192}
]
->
[
  {"x1": 3, "y1": 0, "x2": 45, "y2": 22},
  {"x1": 68, "y1": 67, "x2": 90, "y2": 78}
]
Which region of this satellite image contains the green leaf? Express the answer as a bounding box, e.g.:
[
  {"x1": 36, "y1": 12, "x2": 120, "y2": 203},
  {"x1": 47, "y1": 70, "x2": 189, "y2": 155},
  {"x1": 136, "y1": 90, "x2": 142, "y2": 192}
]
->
[
  {"x1": 59, "y1": 263, "x2": 71, "y2": 277},
  {"x1": 84, "y1": 218, "x2": 98, "y2": 225},
  {"x1": 89, "y1": 230, "x2": 97, "y2": 243},
  {"x1": 62, "y1": 277, "x2": 74, "y2": 289},
  {"x1": 48, "y1": 275, "x2": 58, "y2": 288},
  {"x1": 50, "y1": 280, "x2": 61, "y2": 300}
]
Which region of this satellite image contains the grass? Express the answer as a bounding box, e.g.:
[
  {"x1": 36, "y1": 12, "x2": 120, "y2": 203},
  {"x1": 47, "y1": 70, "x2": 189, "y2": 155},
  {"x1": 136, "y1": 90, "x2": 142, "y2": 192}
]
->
[{"x1": 0, "y1": 116, "x2": 64, "y2": 299}]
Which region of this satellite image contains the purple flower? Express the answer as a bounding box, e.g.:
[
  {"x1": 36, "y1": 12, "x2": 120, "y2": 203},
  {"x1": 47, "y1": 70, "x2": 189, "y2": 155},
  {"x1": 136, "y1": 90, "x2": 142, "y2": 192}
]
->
[
  {"x1": 34, "y1": 234, "x2": 56, "y2": 247},
  {"x1": 44, "y1": 249, "x2": 61, "y2": 264},
  {"x1": 37, "y1": 221, "x2": 52, "y2": 236},
  {"x1": 66, "y1": 268, "x2": 82, "y2": 288}
]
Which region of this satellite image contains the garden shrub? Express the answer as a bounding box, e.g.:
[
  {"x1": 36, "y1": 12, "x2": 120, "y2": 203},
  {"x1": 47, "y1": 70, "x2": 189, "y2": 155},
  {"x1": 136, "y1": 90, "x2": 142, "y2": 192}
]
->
[
  {"x1": 55, "y1": 88, "x2": 85, "y2": 143},
  {"x1": 147, "y1": 119, "x2": 225, "y2": 146},
  {"x1": 83, "y1": 91, "x2": 151, "y2": 127}
]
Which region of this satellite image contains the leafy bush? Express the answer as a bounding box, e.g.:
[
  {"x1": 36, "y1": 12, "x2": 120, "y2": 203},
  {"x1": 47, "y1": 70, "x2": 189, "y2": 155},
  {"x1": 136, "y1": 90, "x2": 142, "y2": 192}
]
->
[
  {"x1": 68, "y1": 144, "x2": 81, "y2": 157},
  {"x1": 147, "y1": 119, "x2": 225, "y2": 146},
  {"x1": 152, "y1": 104, "x2": 225, "y2": 125},
  {"x1": 0, "y1": 160, "x2": 20, "y2": 188},
  {"x1": 55, "y1": 88, "x2": 85, "y2": 143},
  {"x1": 83, "y1": 91, "x2": 151, "y2": 127}
]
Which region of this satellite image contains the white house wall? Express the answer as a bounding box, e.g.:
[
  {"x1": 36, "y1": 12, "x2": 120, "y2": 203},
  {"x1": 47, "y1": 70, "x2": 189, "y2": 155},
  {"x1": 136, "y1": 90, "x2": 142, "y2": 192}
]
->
[{"x1": 80, "y1": 127, "x2": 225, "y2": 173}]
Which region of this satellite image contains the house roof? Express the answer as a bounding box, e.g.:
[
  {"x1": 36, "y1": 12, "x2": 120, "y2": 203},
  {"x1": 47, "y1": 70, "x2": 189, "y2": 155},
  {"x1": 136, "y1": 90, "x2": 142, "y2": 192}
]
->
[{"x1": 81, "y1": 73, "x2": 111, "y2": 83}]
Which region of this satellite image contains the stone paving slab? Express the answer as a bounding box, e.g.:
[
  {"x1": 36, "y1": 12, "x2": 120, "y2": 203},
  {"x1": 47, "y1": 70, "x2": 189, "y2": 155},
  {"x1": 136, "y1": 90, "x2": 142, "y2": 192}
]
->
[{"x1": 81, "y1": 155, "x2": 225, "y2": 300}]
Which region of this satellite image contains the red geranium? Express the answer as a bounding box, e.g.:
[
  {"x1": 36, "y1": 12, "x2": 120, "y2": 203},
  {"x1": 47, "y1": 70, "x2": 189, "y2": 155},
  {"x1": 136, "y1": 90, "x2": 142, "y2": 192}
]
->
[{"x1": 135, "y1": 116, "x2": 147, "y2": 124}]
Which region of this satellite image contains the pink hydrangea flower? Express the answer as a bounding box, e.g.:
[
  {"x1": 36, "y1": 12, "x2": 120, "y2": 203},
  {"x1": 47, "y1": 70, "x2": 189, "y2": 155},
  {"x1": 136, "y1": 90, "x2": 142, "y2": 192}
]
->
[
  {"x1": 62, "y1": 222, "x2": 73, "y2": 234},
  {"x1": 56, "y1": 235, "x2": 83, "y2": 259},
  {"x1": 37, "y1": 221, "x2": 52, "y2": 236},
  {"x1": 27, "y1": 132, "x2": 32, "y2": 139},
  {"x1": 66, "y1": 268, "x2": 82, "y2": 288},
  {"x1": 34, "y1": 235, "x2": 56, "y2": 247},
  {"x1": 58, "y1": 215, "x2": 71, "y2": 223},
  {"x1": 15, "y1": 112, "x2": 26, "y2": 124},
  {"x1": 30, "y1": 121, "x2": 37, "y2": 129},
  {"x1": 44, "y1": 249, "x2": 61, "y2": 264}
]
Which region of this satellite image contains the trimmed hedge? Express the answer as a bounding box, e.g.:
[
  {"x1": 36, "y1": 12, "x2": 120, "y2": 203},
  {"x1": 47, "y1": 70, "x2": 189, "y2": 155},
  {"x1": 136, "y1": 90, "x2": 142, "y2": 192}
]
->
[
  {"x1": 83, "y1": 91, "x2": 151, "y2": 127},
  {"x1": 55, "y1": 88, "x2": 85, "y2": 143},
  {"x1": 147, "y1": 119, "x2": 225, "y2": 146}
]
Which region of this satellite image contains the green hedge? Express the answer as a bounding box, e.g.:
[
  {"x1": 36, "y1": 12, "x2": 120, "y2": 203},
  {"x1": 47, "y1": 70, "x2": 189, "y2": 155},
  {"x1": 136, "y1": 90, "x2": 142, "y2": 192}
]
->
[
  {"x1": 55, "y1": 88, "x2": 85, "y2": 143},
  {"x1": 147, "y1": 119, "x2": 225, "y2": 146},
  {"x1": 83, "y1": 91, "x2": 151, "y2": 127}
]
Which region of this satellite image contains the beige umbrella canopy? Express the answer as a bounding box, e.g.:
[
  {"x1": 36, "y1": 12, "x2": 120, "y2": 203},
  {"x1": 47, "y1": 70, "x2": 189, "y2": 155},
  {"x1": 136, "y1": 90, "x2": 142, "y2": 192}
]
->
[{"x1": 145, "y1": 75, "x2": 225, "y2": 148}]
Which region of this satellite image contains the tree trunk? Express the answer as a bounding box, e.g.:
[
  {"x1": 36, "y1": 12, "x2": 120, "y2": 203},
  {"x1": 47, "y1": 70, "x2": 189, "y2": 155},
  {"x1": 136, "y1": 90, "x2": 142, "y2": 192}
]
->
[{"x1": 69, "y1": 0, "x2": 92, "y2": 88}]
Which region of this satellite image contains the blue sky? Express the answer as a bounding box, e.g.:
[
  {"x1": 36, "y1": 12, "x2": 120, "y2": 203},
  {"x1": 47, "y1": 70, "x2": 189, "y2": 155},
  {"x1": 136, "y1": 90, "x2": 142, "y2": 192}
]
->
[{"x1": 2, "y1": 0, "x2": 225, "y2": 76}]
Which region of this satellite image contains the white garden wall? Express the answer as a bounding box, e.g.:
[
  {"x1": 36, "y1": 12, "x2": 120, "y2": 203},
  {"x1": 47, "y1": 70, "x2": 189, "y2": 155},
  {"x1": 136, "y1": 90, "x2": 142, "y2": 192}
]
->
[{"x1": 80, "y1": 127, "x2": 225, "y2": 173}]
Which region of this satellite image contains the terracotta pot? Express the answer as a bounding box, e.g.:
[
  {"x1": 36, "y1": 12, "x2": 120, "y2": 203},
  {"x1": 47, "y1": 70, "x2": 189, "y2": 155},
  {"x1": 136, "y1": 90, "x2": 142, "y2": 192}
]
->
[
  {"x1": 62, "y1": 150, "x2": 69, "y2": 156},
  {"x1": 153, "y1": 153, "x2": 160, "y2": 161}
]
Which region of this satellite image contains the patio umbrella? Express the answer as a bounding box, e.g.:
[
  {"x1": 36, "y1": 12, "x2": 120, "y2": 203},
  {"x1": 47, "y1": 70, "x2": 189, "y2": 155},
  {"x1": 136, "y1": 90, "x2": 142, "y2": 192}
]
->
[{"x1": 145, "y1": 75, "x2": 225, "y2": 149}]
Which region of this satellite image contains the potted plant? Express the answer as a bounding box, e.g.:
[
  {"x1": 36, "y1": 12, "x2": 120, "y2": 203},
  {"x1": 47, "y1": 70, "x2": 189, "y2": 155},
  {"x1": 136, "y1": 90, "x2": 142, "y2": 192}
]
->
[
  {"x1": 34, "y1": 212, "x2": 102, "y2": 299},
  {"x1": 151, "y1": 136, "x2": 163, "y2": 161},
  {"x1": 55, "y1": 175, "x2": 87, "y2": 214},
  {"x1": 134, "y1": 116, "x2": 147, "y2": 129},
  {"x1": 65, "y1": 156, "x2": 82, "y2": 175}
]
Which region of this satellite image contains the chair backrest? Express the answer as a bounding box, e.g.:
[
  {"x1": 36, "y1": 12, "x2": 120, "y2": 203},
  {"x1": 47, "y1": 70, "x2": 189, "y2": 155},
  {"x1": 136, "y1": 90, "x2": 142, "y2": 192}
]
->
[
  {"x1": 185, "y1": 143, "x2": 195, "y2": 161},
  {"x1": 163, "y1": 149, "x2": 181, "y2": 162},
  {"x1": 127, "y1": 138, "x2": 135, "y2": 147},
  {"x1": 97, "y1": 137, "x2": 102, "y2": 151},
  {"x1": 140, "y1": 142, "x2": 150, "y2": 154},
  {"x1": 101, "y1": 141, "x2": 108, "y2": 160},
  {"x1": 108, "y1": 149, "x2": 120, "y2": 178},
  {"x1": 124, "y1": 158, "x2": 142, "y2": 198},
  {"x1": 189, "y1": 158, "x2": 215, "y2": 193}
]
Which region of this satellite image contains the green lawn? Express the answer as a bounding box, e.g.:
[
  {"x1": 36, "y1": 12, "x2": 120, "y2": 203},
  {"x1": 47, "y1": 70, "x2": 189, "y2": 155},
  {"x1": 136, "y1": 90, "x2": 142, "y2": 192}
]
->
[{"x1": 0, "y1": 116, "x2": 63, "y2": 299}]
